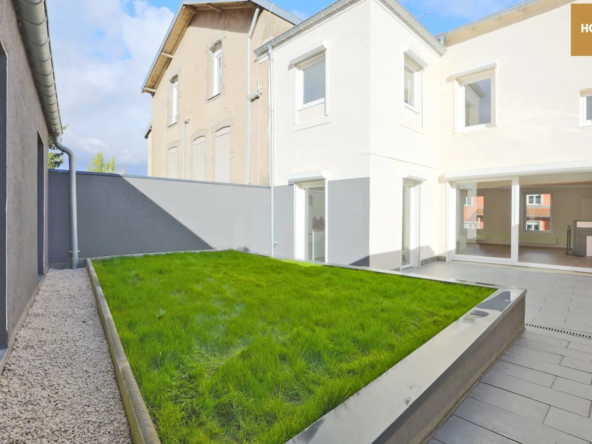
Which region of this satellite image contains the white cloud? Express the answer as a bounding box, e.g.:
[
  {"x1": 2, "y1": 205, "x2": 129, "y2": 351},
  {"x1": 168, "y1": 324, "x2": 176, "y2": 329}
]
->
[{"x1": 47, "y1": 0, "x2": 174, "y2": 175}]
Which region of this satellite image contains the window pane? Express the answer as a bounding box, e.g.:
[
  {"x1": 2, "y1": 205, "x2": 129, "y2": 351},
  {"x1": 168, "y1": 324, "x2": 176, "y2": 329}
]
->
[
  {"x1": 404, "y1": 66, "x2": 415, "y2": 107},
  {"x1": 586, "y1": 96, "x2": 592, "y2": 121},
  {"x1": 302, "y1": 59, "x2": 325, "y2": 105},
  {"x1": 456, "y1": 180, "x2": 512, "y2": 259},
  {"x1": 525, "y1": 193, "x2": 551, "y2": 232},
  {"x1": 464, "y1": 78, "x2": 491, "y2": 127}
]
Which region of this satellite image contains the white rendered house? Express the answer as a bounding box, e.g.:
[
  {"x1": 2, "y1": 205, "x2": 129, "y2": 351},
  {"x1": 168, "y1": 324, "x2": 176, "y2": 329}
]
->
[{"x1": 254, "y1": 0, "x2": 592, "y2": 273}]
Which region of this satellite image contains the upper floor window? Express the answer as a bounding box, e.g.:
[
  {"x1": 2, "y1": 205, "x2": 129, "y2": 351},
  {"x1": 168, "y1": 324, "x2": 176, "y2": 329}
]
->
[
  {"x1": 526, "y1": 194, "x2": 542, "y2": 205},
  {"x1": 213, "y1": 48, "x2": 222, "y2": 96},
  {"x1": 168, "y1": 75, "x2": 179, "y2": 126},
  {"x1": 298, "y1": 53, "x2": 326, "y2": 109},
  {"x1": 404, "y1": 58, "x2": 421, "y2": 110},
  {"x1": 453, "y1": 61, "x2": 497, "y2": 132},
  {"x1": 524, "y1": 193, "x2": 551, "y2": 232},
  {"x1": 581, "y1": 91, "x2": 592, "y2": 127}
]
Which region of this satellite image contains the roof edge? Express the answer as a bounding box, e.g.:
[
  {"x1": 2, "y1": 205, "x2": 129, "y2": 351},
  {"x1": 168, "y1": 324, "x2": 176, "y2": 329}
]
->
[
  {"x1": 254, "y1": 0, "x2": 446, "y2": 57},
  {"x1": 141, "y1": 0, "x2": 302, "y2": 93}
]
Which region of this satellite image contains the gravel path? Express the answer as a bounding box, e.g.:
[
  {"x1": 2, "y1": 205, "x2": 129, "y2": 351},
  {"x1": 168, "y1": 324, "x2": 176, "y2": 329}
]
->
[{"x1": 0, "y1": 269, "x2": 131, "y2": 443}]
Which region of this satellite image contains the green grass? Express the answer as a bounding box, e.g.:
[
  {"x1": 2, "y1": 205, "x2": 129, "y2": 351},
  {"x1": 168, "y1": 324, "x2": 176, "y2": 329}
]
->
[{"x1": 93, "y1": 250, "x2": 493, "y2": 444}]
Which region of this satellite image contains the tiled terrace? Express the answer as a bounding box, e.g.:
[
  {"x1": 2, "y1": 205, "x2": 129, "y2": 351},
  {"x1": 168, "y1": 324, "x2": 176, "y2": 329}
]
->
[{"x1": 408, "y1": 262, "x2": 592, "y2": 443}]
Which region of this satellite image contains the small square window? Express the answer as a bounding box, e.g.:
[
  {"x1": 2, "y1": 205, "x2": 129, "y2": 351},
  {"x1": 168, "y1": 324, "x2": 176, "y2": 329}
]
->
[
  {"x1": 455, "y1": 69, "x2": 496, "y2": 132},
  {"x1": 301, "y1": 57, "x2": 326, "y2": 106}
]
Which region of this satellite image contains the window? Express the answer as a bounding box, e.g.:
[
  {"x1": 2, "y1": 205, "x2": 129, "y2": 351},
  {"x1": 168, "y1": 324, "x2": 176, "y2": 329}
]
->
[
  {"x1": 527, "y1": 194, "x2": 542, "y2": 205},
  {"x1": 464, "y1": 79, "x2": 491, "y2": 127},
  {"x1": 462, "y1": 195, "x2": 484, "y2": 230},
  {"x1": 403, "y1": 58, "x2": 421, "y2": 110},
  {"x1": 581, "y1": 92, "x2": 592, "y2": 127},
  {"x1": 214, "y1": 127, "x2": 231, "y2": 183},
  {"x1": 167, "y1": 75, "x2": 179, "y2": 126},
  {"x1": 298, "y1": 54, "x2": 325, "y2": 108},
  {"x1": 454, "y1": 64, "x2": 497, "y2": 132},
  {"x1": 192, "y1": 136, "x2": 206, "y2": 181},
  {"x1": 213, "y1": 49, "x2": 222, "y2": 96},
  {"x1": 167, "y1": 147, "x2": 178, "y2": 179},
  {"x1": 524, "y1": 193, "x2": 551, "y2": 232}
]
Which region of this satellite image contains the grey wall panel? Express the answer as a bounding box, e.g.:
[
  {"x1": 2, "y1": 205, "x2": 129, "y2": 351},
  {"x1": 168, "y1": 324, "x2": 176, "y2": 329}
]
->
[
  {"x1": 274, "y1": 185, "x2": 294, "y2": 258},
  {"x1": 328, "y1": 178, "x2": 370, "y2": 266},
  {"x1": 1, "y1": 0, "x2": 51, "y2": 347},
  {"x1": 49, "y1": 171, "x2": 271, "y2": 267}
]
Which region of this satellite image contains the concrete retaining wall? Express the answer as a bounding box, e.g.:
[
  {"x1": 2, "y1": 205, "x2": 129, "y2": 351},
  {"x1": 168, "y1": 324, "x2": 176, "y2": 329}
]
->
[{"x1": 48, "y1": 171, "x2": 271, "y2": 268}]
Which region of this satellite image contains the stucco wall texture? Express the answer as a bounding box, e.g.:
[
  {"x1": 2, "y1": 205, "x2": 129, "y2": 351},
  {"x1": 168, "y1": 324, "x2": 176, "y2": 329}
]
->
[
  {"x1": 0, "y1": 0, "x2": 50, "y2": 349},
  {"x1": 149, "y1": 7, "x2": 293, "y2": 186}
]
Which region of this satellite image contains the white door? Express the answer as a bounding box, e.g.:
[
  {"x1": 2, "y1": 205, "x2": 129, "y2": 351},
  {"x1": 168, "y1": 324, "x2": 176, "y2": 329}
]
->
[
  {"x1": 214, "y1": 127, "x2": 231, "y2": 183},
  {"x1": 401, "y1": 180, "x2": 420, "y2": 269}
]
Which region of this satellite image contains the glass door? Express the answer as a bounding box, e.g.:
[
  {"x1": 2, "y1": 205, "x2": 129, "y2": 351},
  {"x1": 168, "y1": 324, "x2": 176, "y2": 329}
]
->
[
  {"x1": 402, "y1": 183, "x2": 412, "y2": 268},
  {"x1": 305, "y1": 186, "x2": 325, "y2": 262}
]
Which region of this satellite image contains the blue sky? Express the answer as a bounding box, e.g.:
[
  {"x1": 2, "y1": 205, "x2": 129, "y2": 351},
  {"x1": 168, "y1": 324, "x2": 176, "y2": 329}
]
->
[{"x1": 47, "y1": 0, "x2": 525, "y2": 175}]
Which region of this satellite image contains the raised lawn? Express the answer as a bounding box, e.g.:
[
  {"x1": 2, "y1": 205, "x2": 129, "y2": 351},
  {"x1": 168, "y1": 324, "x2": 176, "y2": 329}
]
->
[{"x1": 93, "y1": 250, "x2": 494, "y2": 444}]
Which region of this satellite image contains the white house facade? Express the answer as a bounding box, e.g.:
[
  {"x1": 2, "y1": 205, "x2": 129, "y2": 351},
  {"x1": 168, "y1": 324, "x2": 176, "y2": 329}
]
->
[{"x1": 255, "y1": 0, "x2": 592, "y2": 273}]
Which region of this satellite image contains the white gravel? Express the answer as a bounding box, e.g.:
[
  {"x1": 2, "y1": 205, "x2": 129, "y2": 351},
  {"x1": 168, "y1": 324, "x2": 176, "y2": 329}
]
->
[{"x1": 0, "y1": 269, "x2": 131, "y2": 443}]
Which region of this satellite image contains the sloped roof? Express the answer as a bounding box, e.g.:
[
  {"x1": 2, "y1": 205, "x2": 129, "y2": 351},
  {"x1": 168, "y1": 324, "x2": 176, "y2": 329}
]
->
[
  {"x1": 142, "y1": 0, "x2": 302, "y2": 93},
  {"x1": 254, "y1": 0, "x2": 446, "y2": 57}
]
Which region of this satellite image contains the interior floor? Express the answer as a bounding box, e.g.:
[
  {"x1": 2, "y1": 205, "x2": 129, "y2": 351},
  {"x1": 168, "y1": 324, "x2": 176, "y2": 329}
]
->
[{"x1": 457, "y1": 243, "x2": 592, "y2": 269}]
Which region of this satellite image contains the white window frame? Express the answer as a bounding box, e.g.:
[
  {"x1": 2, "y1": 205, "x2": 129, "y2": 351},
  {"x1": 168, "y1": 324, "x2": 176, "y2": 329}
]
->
[
  {"x1": 213, "y1": 49, "x2": 222, "y2": 97},
  {"x1": 296, "y1": 53, "x2": 326, "y2": 111},
  {"x1": 170, "y1": 75, "x2": 179, "y2": 126},
  {"x1": 452, "y1": 60, "x2": 498, "y2": 133},
  {"x1": 403, "y1": 59, "x2": 421, "y2": 113},
  {"x1": 525, "y1": 221, "x2": 542, "y2": 231},
  {"x1": 580, "y1": 90, "x2": 592, "y2": 127},
  {"x1": 526, "y1": 194, "x2": 543, "y2": 205}
]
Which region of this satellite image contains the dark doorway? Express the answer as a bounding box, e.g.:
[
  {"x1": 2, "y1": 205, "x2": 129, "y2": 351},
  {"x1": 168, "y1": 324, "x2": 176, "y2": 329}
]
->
[
  {"x1": 0, "y1": 41, "x2": 7, "y2": 349},
  {"x1": 37, "y1": 135, "x2": 45, "y2": 278}
]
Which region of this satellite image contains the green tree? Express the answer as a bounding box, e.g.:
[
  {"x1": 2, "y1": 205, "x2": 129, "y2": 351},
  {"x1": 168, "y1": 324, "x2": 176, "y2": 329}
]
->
[
  {"x1": 48, "y1": 138, "x2": 64, "y2": 169},
  {"x1": 87, "y1": 149, "x2": 116, "y2": 173}
]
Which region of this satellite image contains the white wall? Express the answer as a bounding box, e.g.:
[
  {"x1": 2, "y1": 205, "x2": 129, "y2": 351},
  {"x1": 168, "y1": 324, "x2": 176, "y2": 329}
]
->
[
  {"x1": 439, "y1": 0, "x2": 592, "y2": 174},
  {"x1": 367, "y1": 0, "x2": 443, "y2": 269},
  {"x1": 271, "y1": 0, "x2": 372, "y2": 185}
]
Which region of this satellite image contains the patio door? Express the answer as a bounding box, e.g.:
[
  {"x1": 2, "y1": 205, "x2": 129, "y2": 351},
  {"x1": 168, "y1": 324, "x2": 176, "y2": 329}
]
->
[
  {"x1": 401, "y1": 180, "x2": 420, "y2": 269},
  {"x1": 294, "y1": 180, "x2": 327, "y2": 263},
  {"x1": 449, "y1": 178, "x2": 519, "y2": 265}
]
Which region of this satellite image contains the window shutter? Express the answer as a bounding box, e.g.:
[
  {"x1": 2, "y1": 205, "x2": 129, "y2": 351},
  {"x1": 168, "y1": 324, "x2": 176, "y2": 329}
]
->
[
  {"x1": 192, "y1": 137, "x2": 206, "y2": 181},
  {"x1": 214, "y1": 127, "x2": 231, "y2": 183}
]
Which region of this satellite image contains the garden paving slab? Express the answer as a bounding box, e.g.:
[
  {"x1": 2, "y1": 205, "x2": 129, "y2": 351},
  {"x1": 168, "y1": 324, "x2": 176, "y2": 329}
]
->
[{"x1": 543, "y1": 407, "x2": 592, "y2": 442}]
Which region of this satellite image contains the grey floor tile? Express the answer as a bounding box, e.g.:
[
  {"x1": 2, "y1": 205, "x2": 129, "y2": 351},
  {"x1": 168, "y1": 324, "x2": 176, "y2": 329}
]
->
[
  {"x1": 521, "y1": 331, "x2": 569, "y2": 347},
  {"x1": 435, "y1": 415, "x2": 515, "y2": 444},
  {"x1": 553, "y1": 377, "x2": 592, "y2": 401},
  {"x1": 526, "y1": 306, "x2": 541, "y2": 316},
  {"x1": 526, "y1": 296, "x2": 546, "y2": 307},
  {"x1": 544, "y1": 407, "x2": 592, "y2": 442},
  {"x1": 481, "y1": 370, "x2": 591, "y2": 416},
  {"x1": 515, "y1": 338, "x2": 592, "y2": 361},
  {"x1": 531, "y1": 319, "x2": 592, "y2": 335},
  {"x1": 570, "y1": 342, "x2": 592, "y2": 355},
  {"x1": 427, "y1": 439, "x2": 445, "y2": 444},
  {"x1": 454, "y1": 398, "x2": 587, "y2": 444},
  {"x1": 501, "y1": 353, "x2": 592, "y2": 384},
  {"x1": 574, "y1": 289, "x2": 592, "y2": 297},
  {"x1": 506, "y1": 344, "x2": 562, "y2": 364},
  {"x1": 490, "y1": 360, "x2": 555, "y2": 387},
  {"x1": 561, "y1": 357, "x2": 592, "y2": 374},
  {"x1": 533, "y1": 314, "x2": 568, "y2": 324},
  {"x1": 468, "y1": 382, "x2": 549, "y2": 422},
  {"x1": 569, "y1": 305, "x2": 592, "y2": 315},
  {"x1": 528, "y1": 290, "x2": 551, "y2": 298}
]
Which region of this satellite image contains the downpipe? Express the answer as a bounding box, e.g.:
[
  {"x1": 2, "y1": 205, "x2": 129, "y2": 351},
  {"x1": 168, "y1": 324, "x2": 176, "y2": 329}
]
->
[
  {"x1": 52, "y1": 138, "x2": 78, "y2": 269},
  {"x1": 245, "y1": 7, "x2": 260, "y2": 184},
  {"x1": 268, "y1": 43, "x2": 275, "y2": 256}
]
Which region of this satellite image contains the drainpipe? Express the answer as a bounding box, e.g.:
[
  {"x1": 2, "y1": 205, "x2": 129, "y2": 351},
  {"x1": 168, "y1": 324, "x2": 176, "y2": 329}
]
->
[
  {"x1": 182, "y1": 116, "x2": 191, "y2": 179},
  {"x1": 52, "y1": 138, "x2": 78, "y2": 269},
  {"x1": 268, "y1": 43, "x2": 275, "y2": 256},
  {"x1": 245, "y1": 7, "x2": 260, "y2": 185}
]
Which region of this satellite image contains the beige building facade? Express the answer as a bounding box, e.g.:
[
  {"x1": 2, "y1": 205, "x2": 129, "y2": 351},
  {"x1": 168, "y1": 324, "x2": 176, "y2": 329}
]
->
[{"x1": 143, "y1": 0, "x2": 300, "y2": 185}]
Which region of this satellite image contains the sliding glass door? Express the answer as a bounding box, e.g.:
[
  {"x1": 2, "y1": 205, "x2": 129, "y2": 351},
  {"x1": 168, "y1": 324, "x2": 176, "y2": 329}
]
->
[{"x1": 305, "y1": 186, "x2": 326, "y2": 262}]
